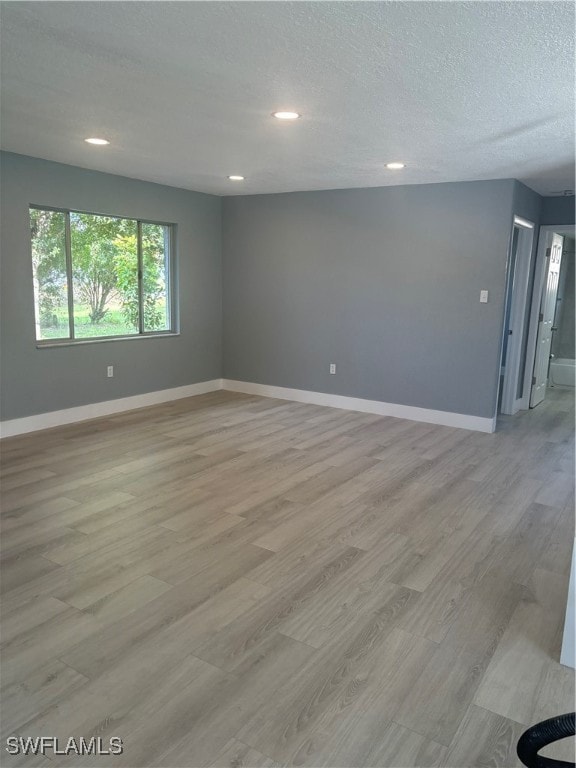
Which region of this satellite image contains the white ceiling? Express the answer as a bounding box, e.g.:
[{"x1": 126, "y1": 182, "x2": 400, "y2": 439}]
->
[{"x1": 1, "y1": 1, "x2": 574, "y2": 196}]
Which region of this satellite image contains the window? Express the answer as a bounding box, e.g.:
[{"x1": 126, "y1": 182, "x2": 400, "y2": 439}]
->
[{"x1": 30, "y1": 206, "x2": 175, "y2": 343}]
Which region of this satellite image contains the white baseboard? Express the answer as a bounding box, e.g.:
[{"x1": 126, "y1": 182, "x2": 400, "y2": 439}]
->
[
  {"x1": 223, "y1": 379, "x2": 496, "y2": 433},
  {"x1": 0, "y1": 379, "x2": 223, "y2": 438},
  {"x1": 0, "y1": 377, "x2": 496, "y2": 438}
]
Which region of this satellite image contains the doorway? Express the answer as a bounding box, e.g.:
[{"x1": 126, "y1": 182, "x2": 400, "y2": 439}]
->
[
  {"x1": 524, "y1": 224, "x2": 576, "y2": 409},
  {"x1": 530, "y1": 233, "x2": 564, "y2": 406},
  {"x1": 498, "y1": 216, "x2": 535, "y2": 415}
]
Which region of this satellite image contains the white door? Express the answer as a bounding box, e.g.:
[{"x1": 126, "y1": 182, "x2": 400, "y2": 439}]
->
[{"x1": 530, "y1": 233, "x2": 564, "y2": 407}]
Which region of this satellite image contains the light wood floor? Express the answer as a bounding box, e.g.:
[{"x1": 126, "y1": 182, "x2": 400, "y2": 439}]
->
[{"x1": 1, "y1": 389, "x2": 574, "y2": 767}]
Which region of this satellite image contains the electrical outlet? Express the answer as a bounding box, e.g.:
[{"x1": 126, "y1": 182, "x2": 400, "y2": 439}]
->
[
  {"x1": 329, "y1": 363, "x2": 336, "y2": 375},
  {"x1": 107, "y1": 366, "x2": 114, "y2": 378},
  {"x1": 480, "y1": 290, "x2": 489, "y2": 303}
]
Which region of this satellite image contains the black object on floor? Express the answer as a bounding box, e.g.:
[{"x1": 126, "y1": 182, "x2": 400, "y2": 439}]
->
[{"x1": 517, "y1": 712, "x2": 575, "y2": 768}]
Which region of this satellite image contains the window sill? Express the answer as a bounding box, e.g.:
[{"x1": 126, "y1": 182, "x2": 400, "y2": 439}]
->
[{"x1": 36, "y1": 332, "x2": 180, "y2": 349}]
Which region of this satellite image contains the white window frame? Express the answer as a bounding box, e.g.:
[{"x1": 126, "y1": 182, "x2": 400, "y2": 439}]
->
[{"x1": 30, "y1": 205, "x2": 178, "y2": 346}]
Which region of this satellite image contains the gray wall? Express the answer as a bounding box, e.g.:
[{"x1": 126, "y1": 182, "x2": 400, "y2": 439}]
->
[
  {"x1": 0, "y1": 152, "x2": 222, "y2": 421},
  {"x1": 541, "y1": 196, "x2": 575, "y2": 225},
  {"x1": 510, "y1": 181, "x2": 542, "y2": 403},
  {"x1": 513, "y1": 181, "x2": 542, "y2": 228},
  {"x1": 223, "y1": 180, "x2": 518, "y2": 419},
  {"x1": 510, "y1": 180, "x2": 542, "y2": 346},
  {"x1": 2, "y1": 153, "x2": 548, "y2": 424}
]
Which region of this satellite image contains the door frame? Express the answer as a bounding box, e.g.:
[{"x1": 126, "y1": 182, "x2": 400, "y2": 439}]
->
[
  {"x1": 499, "y1": 215, "x2": 535, "y2": 415},
  {"x1": 523, "y1": 223, "x2": 575, "y2": 408}
]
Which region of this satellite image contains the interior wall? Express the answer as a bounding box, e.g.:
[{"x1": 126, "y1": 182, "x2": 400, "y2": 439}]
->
[
  {"x1": 223, "y1": 179, "x2": 518, "y2": 419},
  {"x1": 510, "y1": 181, "x2": 542, "y2": 321},
  {"x1": 541, "y1": 196, "x2": 575, "y2": 226},
  {"x1": 508, "y1": 181, "x2": 543, "y2": 407},
  {"x1": 0, "y1": 152, "x2": 222, "y2": 422},
  {"x1": 512, "y1": 180, "x2": 542, "y2": 229},
  {"x1": 1, "y1": 153, "x2": 548, "y2": 426}
]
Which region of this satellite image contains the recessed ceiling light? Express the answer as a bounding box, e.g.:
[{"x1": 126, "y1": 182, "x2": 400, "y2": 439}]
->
[
  {"x1": 228, "y1": 175, "x2": 245, "y2": 181},
  {"x1": 272, "y1": 111, "x2": 301, "y2": 120},
  {"x1": 85, "y1": 137, "x2": 110, "y2": 145},
  {"x1": 385, "y1": 162, "x2": 405, "y2": 169}
]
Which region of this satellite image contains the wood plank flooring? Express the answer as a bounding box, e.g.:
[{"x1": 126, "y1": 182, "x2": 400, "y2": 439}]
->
[{"x1": 1, "y1": 389, "x2": 574, "y2": 767}]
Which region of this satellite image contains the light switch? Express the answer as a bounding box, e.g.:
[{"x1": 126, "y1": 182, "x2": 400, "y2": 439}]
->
[{"x1": 480, "y1": 290, "x2": 489, "y2": 303}]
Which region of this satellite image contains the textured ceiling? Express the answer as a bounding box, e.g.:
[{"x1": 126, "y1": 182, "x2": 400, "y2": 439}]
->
[{"x1": 1, "y1": 1, "x2": 574, "y2": 196}]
